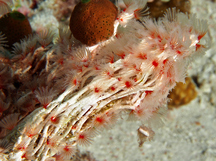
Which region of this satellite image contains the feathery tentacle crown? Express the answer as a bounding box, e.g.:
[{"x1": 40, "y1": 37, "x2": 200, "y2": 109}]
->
[{"x1": 0, "y1": 0, "x2": 210, "y2": 160}]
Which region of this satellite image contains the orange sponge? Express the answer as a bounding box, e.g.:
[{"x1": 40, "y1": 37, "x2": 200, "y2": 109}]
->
[
  {"x1": 0, "y1": 10, "x2": 32, "y2": 50},
  {"x1": 69, "y1": 0, "x2": 118, "y2": 46}
]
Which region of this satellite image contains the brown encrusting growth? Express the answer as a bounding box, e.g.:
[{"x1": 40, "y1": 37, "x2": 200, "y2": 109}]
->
[
  {"x1": 0, "y1": 11, "x2": 32, "y2": 50},
  {"x1": 147, "y1": 0, "x2": 191, "y2": 19},
  {"x1": 69, "y1": 0, "x2": 118, "y2": 46},
  {"x1": 168, "y1": 77, "x2": 198, "y2": 109}
]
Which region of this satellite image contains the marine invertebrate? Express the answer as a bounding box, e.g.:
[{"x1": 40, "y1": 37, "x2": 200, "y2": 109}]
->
[
  {"x1": 168, "y1": 77, "x2": 198, "y2": 108},
  {"x1": 0, "y1": 113, "x2": 20, "y2": 131},
  {"x1": 70, "y1": 0, "x2": 118, "y2": 46},
  {"x1": 147, "y1": 0, "x2": 191, "y2": 19},
  {"x1": 0, "y1": 0, "x2": 12, "y2": 16},
  {"x1": 0, "y1": 0, "x2": 210, "y2": 160},
  {"x1": 0, "y1": 10, "x2": 32, "y2": 50}
]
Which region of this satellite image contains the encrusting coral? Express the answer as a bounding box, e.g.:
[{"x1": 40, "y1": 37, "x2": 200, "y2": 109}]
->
[
  {"x1": 0, "y1": 0, "x2": 210, "y2": 160},
  {"x1": 168, "y1": 77, "x2": 198, "y2": 109},
  {"x1": 147, "y1": 0, "x2": 191, "y2": 19}
]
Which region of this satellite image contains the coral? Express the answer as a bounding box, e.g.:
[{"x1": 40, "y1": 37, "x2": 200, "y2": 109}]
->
[
  {"x1": 168, "y1": 0, "x2": 191, "y2": 13},
  {"x1": 147, "y1": 0, "x2": 191, "y2": 19},
  {"x1": 0, "y1": 0, "x2": 210, "y2": 160},
  {"x1": 70, "y1": 0, "x2": 118, "y2": 46},
  {"x1": 168, "y1": 77, "x2": 198, "y2": 109}
]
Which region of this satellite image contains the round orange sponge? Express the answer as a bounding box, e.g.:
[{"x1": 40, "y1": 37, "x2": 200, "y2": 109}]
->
[
  {"x1": 69, "y1": 0, "x2": 118, "y2": 46},
  {"x1": 0, "y1": 11, "x2": 32, "y2": 50}
]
